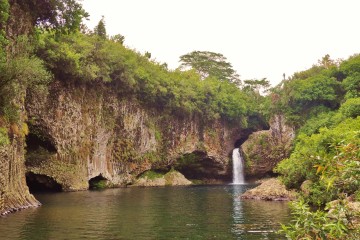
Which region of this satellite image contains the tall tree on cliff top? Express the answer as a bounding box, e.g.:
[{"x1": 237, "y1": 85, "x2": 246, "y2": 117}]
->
[
  {"x1": 94, "y1": 16, "x2": 106, "y2": 39},
  {"x1": 24, "y1": 0, "x2": 88, "y2": 33},
  {"x1": 179, "y1": 51, "x2": 241, "y2": 85}
]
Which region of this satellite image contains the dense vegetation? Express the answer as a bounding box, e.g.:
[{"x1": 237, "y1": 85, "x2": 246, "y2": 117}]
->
[
  {"x1": 35, "y1": 31, "x2": 253, "y2": 123},
  {"x1": 1, "y1": 1, "x2": 359, "y2": 238},
  {"x1": 272, "y1": 55, "x2": 360, "y2": 239},
  {"x1": 0, "y1": 0, "x2": 271, "y2": 148}
]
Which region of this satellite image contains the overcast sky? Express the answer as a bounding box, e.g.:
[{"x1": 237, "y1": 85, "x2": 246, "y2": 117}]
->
[{"x1": 81, "y1": 0, "x2": 360, "y2": 86}]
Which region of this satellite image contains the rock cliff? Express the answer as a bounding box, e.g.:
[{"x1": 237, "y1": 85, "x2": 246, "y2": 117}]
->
[
  {"x1": 0, "y1": 0, "x2": 43, "y2": 215},
  {"x1": 0, "y1": 131, "x2": 41, "y2": 215},
  {"x1": 241, "y1": 114, "x2": 295, "y2": 178},
  {"x1": 23, "y1": 80, "x2": 242, "y2": 192}
]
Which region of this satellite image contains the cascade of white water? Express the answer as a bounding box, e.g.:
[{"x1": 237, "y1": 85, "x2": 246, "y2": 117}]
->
[{"x1": 232, "y1": 148, "x2": 245, "y2": 184}]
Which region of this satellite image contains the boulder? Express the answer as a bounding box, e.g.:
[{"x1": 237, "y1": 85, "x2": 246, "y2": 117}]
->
[
  {"x1": 133, "y1": 171, "x2": 192, "y2": 187},
  {"x1": 164, "y1": 171, "x2": 192, "y2": 186},
  {"x1": 241, "y1": 178, "x2": 297, "y2": 201},
  {"x1": 300, "y1": 180, "x2": 313, "y2": 197}
]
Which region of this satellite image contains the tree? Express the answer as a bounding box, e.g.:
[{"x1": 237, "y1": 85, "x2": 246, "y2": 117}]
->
[
  {"x1": 318, "y1": 54, "x2": 336, "y2": 69},
  {"x1": 27, "y1": 0, "x2": 89, "y2": 33},
  {"x1": 144, "y1": 51, "x2": 151, "y2": 59},
  {"x1": 179, "y1": 51, "x2": 240, "y2": 85},
  {"x1": 0, "y1": 0, "x2": 9, "y2": 62},
  {"x1": 110, "y1": 34, "x2": 125, "y2": 44},
  {"x1": 243, "y1": 78, "x2": 270, "y2": 94},
  {"x1": 94, "y1": 16, "x2": 106, "y2": 39}
]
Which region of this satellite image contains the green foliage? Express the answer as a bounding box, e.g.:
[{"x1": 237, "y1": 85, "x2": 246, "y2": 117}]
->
[
  {"x1": 140, "y1": 170, "x2": 164, "y2": 180},
  {"x1": 243, "y1": 78, "x2": 270, "y2": 93},
  {"x1": 268, "y1": 54, "x2": 360, "y2": 126},
  {"x1": 317, "y1": 137, "x2": 360, "y2": 197},
  {"x1": 110, "y1": 34, "x2": 125, "y2": 44},
  {"x1": 179, "y1": 50, "x2": 240, "y2": 85},
  {"x1": 0, "y1": 36, "x2": 52, "y2": 123},
  {"x1": 36, "y1": 31, "x2": 250, "y2": 124},
  {"x1": 94, "y1": 16, "x2": 106, "y2": 39},
  {"x1": 0, "y1": 127, "x2": 9, "y2": 146},
  {"x1": 342, "y1": 73, "x2": 360, "y2": 99},
  {"x1": 0, "y1": 0, "x2": 9, "y2": 27},
  {"x1": 0, "y1": 0, "x2": 9, "y2": 62},
  {"x1": 175, "y1": 153, "x2": 201, "y2": 169},
  {"x1": 112, "y1": 138, "x2": 136, "y2": 163},
  {"x1": 291, "y1": 65, "x2": 326, "y2": 81},
  {"x1": 89, "y1": 180, "x2": 108, "y2": 190},
  {"x1": 339, "y1": 97, "x2": 360, "y2": 118},
  {"x1": 27, "y1": 0, "x2": 88, "y2": 33},
  {"x1": 281, "y1": 74, "x2": 341, "y2": 126},
  {"x1": 340, "y1": 54, "x2": 360, "y2": 76},
  {"x1": 355, "y1": 191, "x2": 360, "y2": 202},
  {"x1": 291, "y1": 75, "x2": 339, "y2": 103},
  {"x1": 298, "y1": 111, "x2": 344, "y2": 136},
  {"x1": 275, "y1": 116, "x2": 360, "y2": 201},
  {"x1": 279, "y1": 200, "x2": 350, "y2": 240}
]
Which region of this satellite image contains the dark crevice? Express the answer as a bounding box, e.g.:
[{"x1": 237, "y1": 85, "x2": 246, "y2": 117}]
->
[
  {"x1": 25, "y1": 125, "x2": 57, "y2": 167},
  {"x1": 26, "y1": 173, "x2": 62, "y2": 193},
  {"x1": 26, "y1": 132, "x2": 57, "y2": 153}
]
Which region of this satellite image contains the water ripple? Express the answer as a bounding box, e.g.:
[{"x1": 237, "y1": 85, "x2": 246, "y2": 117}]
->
[{"x1": 0, "y1": 185, "x2": 290, "y2": 240}]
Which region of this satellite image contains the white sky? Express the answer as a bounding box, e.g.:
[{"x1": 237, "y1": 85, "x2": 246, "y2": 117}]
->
[{"x1": 81, "y1": 0, "x2": 360, "y2": 86}]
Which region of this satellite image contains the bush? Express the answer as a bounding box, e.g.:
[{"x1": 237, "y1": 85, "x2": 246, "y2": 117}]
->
[
  {"x1": 279, "y1": 200, "x2": 351, "y2": 240},
  {"x1": 36, "y1": 32, "x2": 250, "y2": 124},
  {"x1": 342, "y1": 73, "x2": 360, "y2": 99},
  {"x1": 0, "y1": 127, "x2": 9, "y2": 146},
  {"x1": 275, "y1": 117, "x2": 360, "y2": 204},
  {"x1": 140, "y1": 170, "x2": 164, "y2": 180},
  {"x1": 339, "y1": 97, "x2": 360, "y2": 118}
]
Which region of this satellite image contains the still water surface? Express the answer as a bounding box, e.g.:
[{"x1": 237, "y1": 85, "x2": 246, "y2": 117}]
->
[{"x1": 0, "y1": 185, "x2": 290, "y2": 240}]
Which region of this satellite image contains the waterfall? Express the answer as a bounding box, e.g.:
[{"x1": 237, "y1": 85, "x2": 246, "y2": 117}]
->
[{"x1": 232, "y1": 148, "x2": 245, "y2": 184}]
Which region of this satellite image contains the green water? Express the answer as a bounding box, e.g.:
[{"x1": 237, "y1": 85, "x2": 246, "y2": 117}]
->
[{"x1": 0, "y1": 185, "x2": 290, "y2": 240}]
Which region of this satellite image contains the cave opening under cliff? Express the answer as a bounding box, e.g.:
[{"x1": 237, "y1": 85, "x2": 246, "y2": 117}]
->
[
  {"x1": 234, "y1": 135, "x2": 251, "y2": 148},
  {"x1": 26, "y1": 172, "x2": 62, "y2": 193},
  {"x1": 174, "y1": 151, "x2": 230, "y2": 182},
  {"x1": 89, "y1": 175, "x2": 109, "y2": 190}
]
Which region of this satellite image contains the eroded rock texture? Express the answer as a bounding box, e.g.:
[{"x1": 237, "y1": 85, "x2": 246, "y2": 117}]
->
[
  {"x1": 24, "y1": 81, "x2": 242, "y2": 191},
  {"x1": 241, "y1": 114, "x2": 295, "y2": 178}
]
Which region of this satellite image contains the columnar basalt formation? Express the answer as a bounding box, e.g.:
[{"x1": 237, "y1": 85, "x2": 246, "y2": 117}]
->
[{"x1": 24, "y1": 80, "x2": 242, "y2": 191}]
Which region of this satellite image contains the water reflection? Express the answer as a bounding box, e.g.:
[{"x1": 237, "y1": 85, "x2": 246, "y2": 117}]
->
[
  {"x1": 230, "y1": 184, "x2": 291, "y2": 239},
  {"x1": 0, "y1": 185, "x2": 290, "y2": 240}
]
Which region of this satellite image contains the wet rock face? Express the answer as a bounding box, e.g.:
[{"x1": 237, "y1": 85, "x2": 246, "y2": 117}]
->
[
  {"x1": 242, "y1": 115, "x2": 294, "y2": 178},
  {"x1": 24, "y1": 81, "x2": 241, "y2": 190}
]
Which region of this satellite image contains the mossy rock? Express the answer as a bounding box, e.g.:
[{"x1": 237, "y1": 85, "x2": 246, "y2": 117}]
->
[
  {"x1": 133, "y1": 170, "x2": 191, "y2": 187},
  {"x1": 241, "y1": 178, "x2": 297, "y2": 201}
]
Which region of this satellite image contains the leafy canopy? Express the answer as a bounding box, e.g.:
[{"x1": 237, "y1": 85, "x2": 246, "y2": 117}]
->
[{"x1": 179, "y1": 51, "x2": 240, "y2": 85}]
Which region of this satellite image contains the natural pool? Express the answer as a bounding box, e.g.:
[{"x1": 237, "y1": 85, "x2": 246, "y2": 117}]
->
[{"x1": 0, "y1": 185, "x2": 291, "y2": 240}]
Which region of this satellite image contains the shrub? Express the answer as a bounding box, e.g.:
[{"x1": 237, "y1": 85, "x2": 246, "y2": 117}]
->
[
  {"x1": 140, "y1": 170, "x2": 164, "y2": 180},
  {"x1": 275, "y1": 117, "x2": 360, "y2": 203},
  {"x1": 0, "y1": 127, "x2": 9, "y2": 146},
  {"x1": 339, "y1": 97, "x2": 360, "y2": 118},
  {"x1": 279, "y1": 200, "x2": 351, "y2": 240}
]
